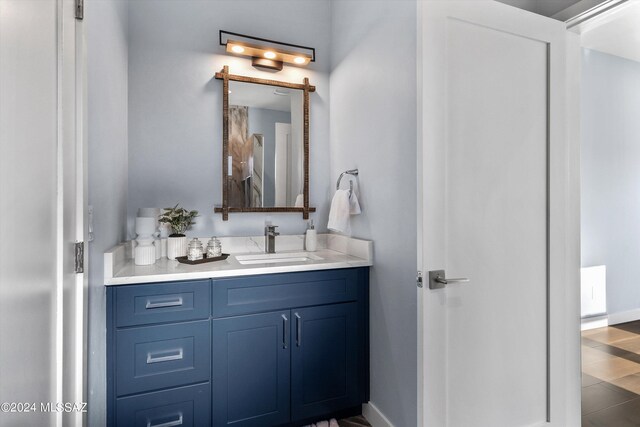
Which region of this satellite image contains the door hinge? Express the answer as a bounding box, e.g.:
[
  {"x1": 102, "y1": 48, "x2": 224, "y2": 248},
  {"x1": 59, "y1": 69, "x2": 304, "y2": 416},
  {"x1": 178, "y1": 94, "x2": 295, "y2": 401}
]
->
[
  {"x1": 75, "y1": 0, "x2": 84, "y2": 20},
  {"x1": 75, "y1": 241, "x2": 84, "y2": 274},
  {"x1": 417, "y1": 271, "x2": 423, "y2": 288}
]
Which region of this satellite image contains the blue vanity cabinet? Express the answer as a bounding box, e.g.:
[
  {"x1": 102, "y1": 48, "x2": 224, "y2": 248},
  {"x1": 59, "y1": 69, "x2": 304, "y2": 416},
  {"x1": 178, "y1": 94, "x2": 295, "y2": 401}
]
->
[
  {"x1": 212, "y1": 310, "x2": 291, "y2": 426},
  {"x1": 107, "y1": 267, "x2": 369, "y2": 427}
]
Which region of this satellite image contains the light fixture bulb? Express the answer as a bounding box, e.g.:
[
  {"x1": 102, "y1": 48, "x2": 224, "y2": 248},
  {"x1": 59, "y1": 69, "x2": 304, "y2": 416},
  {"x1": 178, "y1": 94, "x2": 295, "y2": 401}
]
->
[
  {"x1": 294, "y1": 56, "x2": 306, "y2": 64},
  {"x1": 264, "y1": 51, "x2": 277, "y2": 59},
  {"x1": 231, "y1": 45, "x2": 245, "y2": 54}
]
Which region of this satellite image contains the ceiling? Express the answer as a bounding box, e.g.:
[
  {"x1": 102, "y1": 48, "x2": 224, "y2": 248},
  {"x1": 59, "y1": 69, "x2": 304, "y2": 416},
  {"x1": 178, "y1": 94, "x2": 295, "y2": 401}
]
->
[{"x1": 496, "y1": 0, "x2": 587, "y2": 18}]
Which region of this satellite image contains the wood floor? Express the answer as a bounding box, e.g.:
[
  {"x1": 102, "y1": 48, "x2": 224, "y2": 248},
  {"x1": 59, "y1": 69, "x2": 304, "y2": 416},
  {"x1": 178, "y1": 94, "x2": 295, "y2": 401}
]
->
[{"x1": 582, "y1": 320, "x2": 640, "y2": 426}]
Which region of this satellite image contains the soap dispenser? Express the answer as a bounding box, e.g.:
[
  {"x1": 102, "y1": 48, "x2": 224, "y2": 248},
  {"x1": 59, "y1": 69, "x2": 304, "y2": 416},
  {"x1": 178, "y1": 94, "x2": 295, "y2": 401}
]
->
[{"x1": 305, "y1": 220, "x2": 317, "y2": 252}]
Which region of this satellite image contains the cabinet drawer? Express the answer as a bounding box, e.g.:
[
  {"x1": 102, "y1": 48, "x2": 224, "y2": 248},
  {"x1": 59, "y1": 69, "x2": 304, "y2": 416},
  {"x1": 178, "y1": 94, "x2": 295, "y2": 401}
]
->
[
  {"x1": 212, "y1": 269, "x2": 359, "y2": 318},
  {"x1": 116, "y1": 320, "x2": 210, "y2": 396},
  {"x1": 116, "y1": 383, "x2": 210, "y2": 427},
  {"x1": 115, "y1": 280, "x2": 210, "y2": 327}
]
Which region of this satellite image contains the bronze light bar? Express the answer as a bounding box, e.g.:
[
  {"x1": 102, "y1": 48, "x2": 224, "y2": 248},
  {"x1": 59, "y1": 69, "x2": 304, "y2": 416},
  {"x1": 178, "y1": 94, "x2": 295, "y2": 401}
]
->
[{"x1": 219, "y1": 30, "x2": 315, "y2": 71}]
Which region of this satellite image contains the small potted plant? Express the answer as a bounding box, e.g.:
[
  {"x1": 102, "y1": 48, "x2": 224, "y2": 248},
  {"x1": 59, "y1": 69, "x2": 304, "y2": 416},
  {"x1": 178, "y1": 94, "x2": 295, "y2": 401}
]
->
[{"x1": 159, "y1": 204, "x2": 199, "y2": 260}]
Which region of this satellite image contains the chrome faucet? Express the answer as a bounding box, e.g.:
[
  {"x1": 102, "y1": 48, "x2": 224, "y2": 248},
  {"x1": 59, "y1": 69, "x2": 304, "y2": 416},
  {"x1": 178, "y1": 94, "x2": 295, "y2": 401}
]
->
[{"x1": 265, "y1": 225, "x2": 279, "y2": 253}]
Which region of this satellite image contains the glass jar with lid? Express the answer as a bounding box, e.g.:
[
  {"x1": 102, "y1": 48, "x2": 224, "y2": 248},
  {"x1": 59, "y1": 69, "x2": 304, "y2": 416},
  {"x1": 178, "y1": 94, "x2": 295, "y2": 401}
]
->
[
  {"x1": 187, "y1": 238, "x2": 204, "y2": 261},
  {"x1": 207, "y1": 237, "x2": 222, "y2": 258}
]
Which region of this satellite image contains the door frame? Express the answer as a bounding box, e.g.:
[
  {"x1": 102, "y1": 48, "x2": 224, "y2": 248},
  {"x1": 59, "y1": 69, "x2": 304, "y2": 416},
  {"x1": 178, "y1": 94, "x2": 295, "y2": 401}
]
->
[
  {"x1": 58, "y1": 0, "x2": 88, "y2": 425},
  {"x1": 415, "y1": 1, "x2": 582, "y2": 426}
]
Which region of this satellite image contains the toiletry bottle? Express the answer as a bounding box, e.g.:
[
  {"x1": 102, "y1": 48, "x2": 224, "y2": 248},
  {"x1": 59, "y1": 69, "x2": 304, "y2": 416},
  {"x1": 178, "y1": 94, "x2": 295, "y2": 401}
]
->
[{"x1": 305, "y1": 220, "x2": 317, "y2": 252}]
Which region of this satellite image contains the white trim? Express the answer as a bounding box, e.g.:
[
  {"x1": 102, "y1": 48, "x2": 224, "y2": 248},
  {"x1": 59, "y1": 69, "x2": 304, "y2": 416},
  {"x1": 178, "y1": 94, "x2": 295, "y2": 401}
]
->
[
  {"x1": 565, "y1": 29, "x2": 583, "y2": 427},
  {"x1": 77, "y1": 9, "x2": 89, "y2": 426},
  {"x1": 607, "y1": 308, "x2": 640, "y2": 326},
  {"x1": 54, "y1": 1, "x2": 65, "y2": 425},
  {"x1": 581, "y1": 315, "x2": 608, "y2": 331},
  {"x1": 552, "y1": 0, "x2": 612, "y2": 21},
  {"x1": 581, "y1": 309, "x2": 640, "y2": 331},
  {"x1": 566, "y1": 0, "x2": 630, "y2": 31},
  {"x1": 415, "y1": 0, "x2": 425, "y2": 426},
  {"x1": 362, "y1": 402, "x2": 395, "y2": 427}
]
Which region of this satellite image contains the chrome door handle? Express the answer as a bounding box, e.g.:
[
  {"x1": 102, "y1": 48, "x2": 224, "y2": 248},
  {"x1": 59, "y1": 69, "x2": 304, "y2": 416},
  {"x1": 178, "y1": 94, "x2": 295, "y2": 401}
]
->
[
  {"x1": 295, "y1": 313, "x2": 302, "y2": 347},
  {"x1": 282, "y1": 314, "x2": 288, "y2": 349},
  {"x1": 429, "y1": 270, "x2": 469, "y2": 289}
]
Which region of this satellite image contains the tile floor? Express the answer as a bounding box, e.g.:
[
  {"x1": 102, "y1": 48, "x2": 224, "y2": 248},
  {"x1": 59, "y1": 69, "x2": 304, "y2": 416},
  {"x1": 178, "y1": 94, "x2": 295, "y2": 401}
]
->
[{"x1": 582, "y1": 320, "x2": 640, "y2": 426}]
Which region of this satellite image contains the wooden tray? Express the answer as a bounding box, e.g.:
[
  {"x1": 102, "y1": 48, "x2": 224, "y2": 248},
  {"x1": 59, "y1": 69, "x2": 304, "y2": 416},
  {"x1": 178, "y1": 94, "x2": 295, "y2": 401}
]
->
[{"x1": 176, "y1": 253, "x2": 230, "y2": 265}]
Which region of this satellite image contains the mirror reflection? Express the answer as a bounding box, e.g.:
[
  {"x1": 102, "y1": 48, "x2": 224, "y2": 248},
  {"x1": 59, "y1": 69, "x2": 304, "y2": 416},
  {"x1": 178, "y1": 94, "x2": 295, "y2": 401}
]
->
[{"x1": 228, "y1": 81, "x2": 304, "y2": 208}]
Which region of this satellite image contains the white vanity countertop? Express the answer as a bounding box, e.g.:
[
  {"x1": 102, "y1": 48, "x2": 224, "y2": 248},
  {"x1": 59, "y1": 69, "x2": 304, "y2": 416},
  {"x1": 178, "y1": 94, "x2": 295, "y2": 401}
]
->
[{"x1": 104, "y1": 234, "x2": 373, "y2": 286}]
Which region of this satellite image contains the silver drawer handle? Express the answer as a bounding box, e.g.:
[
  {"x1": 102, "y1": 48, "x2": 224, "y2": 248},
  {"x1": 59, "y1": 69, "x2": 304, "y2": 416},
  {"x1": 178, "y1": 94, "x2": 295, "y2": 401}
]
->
[
  {"x1": 146, "y1": 348, "x2": 183, "y2": 364},
  {"x1": 147, "y1": 414, "x2": 183, "y2": 427},
  {"x1": 145, "y1": 297, "x2": 183, "y2": 309}
]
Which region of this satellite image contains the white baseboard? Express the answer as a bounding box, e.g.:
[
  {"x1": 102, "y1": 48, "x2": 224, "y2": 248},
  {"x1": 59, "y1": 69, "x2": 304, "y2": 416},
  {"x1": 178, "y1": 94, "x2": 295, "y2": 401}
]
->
[
  {"x1": 581, "y1": 315, "x2": 608, "y2": 331},
  {"x1": 608, "y1": 308, "x2": 640, "y2": 326},
  {"x1": 581, "y1": 308, "x2": 640, "y2": 331},
  {"x1": 362, "y1": 402, "x2": 395, "y2": 427}
]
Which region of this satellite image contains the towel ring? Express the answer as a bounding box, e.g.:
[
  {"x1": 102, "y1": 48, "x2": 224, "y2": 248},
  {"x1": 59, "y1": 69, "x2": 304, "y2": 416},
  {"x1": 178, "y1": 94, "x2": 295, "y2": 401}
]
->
[{"x1": 336, "y1": 169, "x2": 359, "y2": 198}]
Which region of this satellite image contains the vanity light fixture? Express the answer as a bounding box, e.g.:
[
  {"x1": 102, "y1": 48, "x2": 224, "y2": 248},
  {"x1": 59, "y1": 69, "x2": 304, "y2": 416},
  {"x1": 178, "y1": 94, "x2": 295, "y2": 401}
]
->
[{"x1": 220, "y1": 30, "x2": 315, "y2": 72}]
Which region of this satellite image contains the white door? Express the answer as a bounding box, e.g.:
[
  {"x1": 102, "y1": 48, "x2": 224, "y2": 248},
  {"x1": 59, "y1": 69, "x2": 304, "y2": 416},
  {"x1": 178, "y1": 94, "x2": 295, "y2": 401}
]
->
[
  {"x1": 418, "y1": 2, "x2": 580, "y2": 426},
  {"x1": 0, "y1": 1, "x2": 86, "y2": 426}
]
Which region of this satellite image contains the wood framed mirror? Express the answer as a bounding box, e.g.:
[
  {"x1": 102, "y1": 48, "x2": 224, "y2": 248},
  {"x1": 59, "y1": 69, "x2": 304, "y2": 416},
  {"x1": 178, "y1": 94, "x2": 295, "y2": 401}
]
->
[{"x1": 214, "y1": 66, "x2": 316, "y2": 220}]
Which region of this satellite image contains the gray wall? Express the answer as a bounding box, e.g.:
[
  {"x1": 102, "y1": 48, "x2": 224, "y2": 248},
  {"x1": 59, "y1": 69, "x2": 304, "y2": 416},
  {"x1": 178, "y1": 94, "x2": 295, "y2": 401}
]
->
[
  {"x1": 582, "y1": 48, "x2": 640, "y2": 317},
  {"x1": 87, "y1": 0, "x2": 129, "y2": 424},
  {"x1": 127, "y1": 0, "x2": 331, "y2": 237},
  {"x1": 330, "y1": 1, "x2": 417, "y2": 425},
  {"x1": 247, "y1": 107, "x2": 292, "y2": 206}
]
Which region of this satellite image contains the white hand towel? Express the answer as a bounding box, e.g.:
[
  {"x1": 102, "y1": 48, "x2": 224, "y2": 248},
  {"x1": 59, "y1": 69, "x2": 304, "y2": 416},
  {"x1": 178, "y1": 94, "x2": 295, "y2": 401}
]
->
[
  {"x1": 349, "y1": 190, "x2": 361, "y2": 215},
  {"x1": 328, "y1": 189, "x2": 351, "y2": 234},
  {"x1": 329, "y1": 419, "x2": 339, "y2": 427},
  {"x1": 295, "y1": 193, "x2": 304, "y2": 207}
]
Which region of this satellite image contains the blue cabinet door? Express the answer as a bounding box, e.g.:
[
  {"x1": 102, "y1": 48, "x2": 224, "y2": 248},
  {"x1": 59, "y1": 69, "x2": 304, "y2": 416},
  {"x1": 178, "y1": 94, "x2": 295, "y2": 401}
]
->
[
  {"x1": 212, "y1": 310, "x2": 291, "y2": 426},
  {"x1": 291, "y1": 302, "x2": 359, "y2": 421}
]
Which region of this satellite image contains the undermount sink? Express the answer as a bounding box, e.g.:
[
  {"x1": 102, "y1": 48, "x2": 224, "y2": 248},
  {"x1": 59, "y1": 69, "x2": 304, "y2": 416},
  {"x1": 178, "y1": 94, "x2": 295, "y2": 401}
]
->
[{"x1": 235, "y1": 252, "x2": 324, "y2": 265}]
